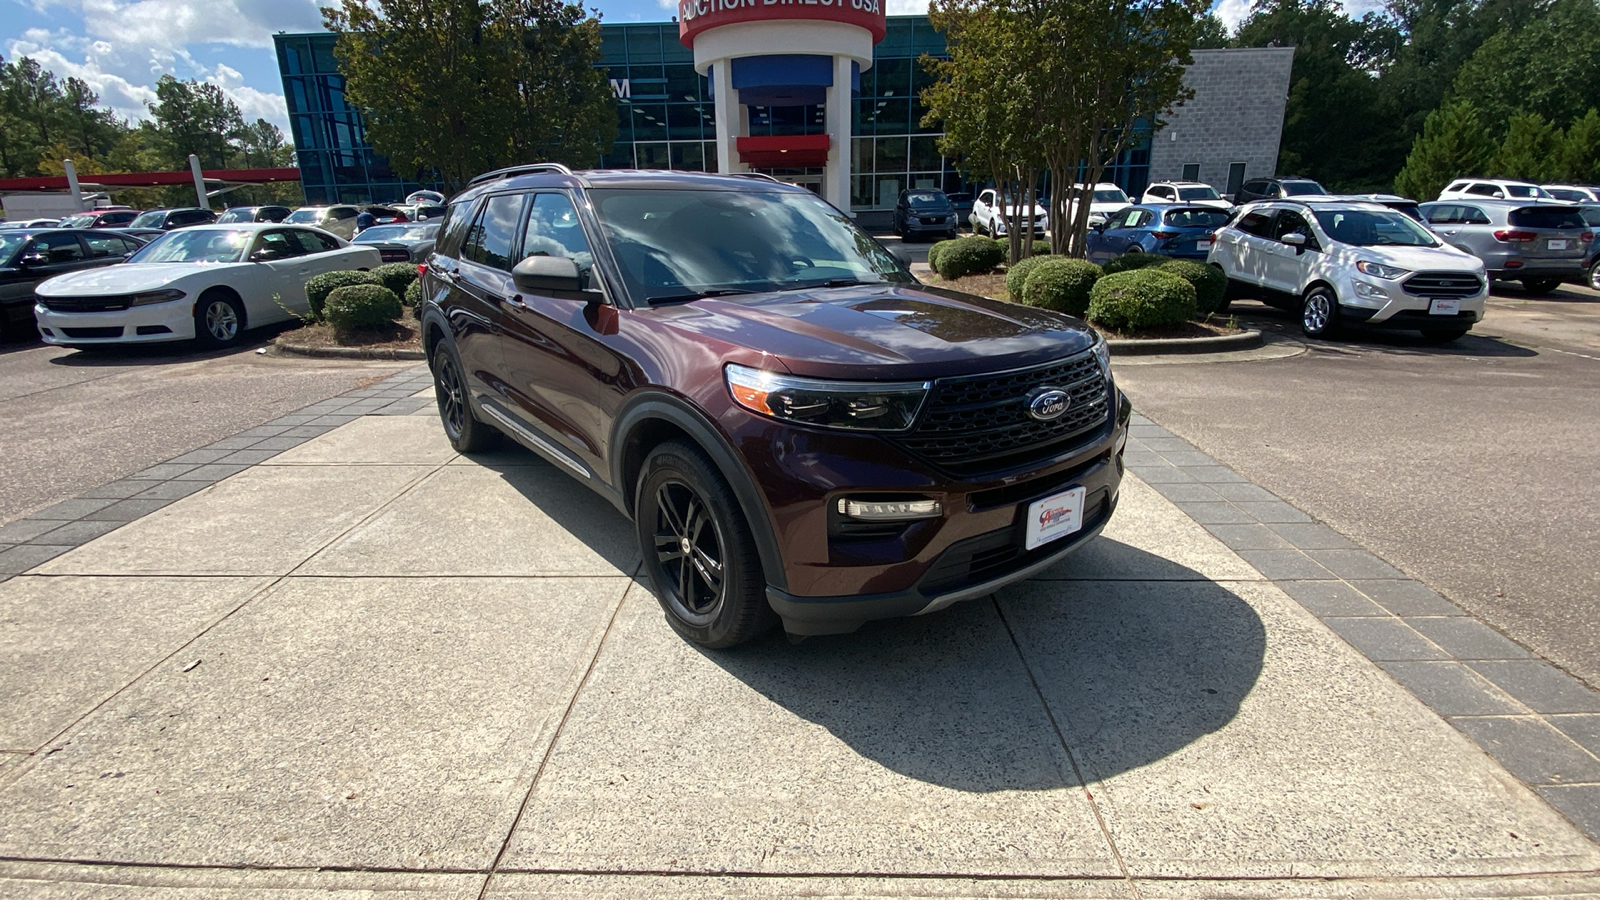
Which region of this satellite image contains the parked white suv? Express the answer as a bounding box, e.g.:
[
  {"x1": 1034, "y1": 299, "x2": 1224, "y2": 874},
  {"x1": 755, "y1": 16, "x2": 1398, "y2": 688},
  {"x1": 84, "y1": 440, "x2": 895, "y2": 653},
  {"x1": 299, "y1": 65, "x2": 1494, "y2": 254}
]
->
[
  {"x1": 1543, "y1": 184, "x2": 1600, "y2": 202},
  {"x1": 1141, "y1": 181, "x2": 1231, "y2": 210},
  {"x1": 1437, "y1": 179, "x2": 1552, "y2": 202},
  {"x1": 1065, "y1": 182, "x2": 1131, "y2": 227},
  {"x1": 970, "y1": 188, "x2": 1048, "y2": 238},
  {"x1": 1208, "y1": 200, "x2": 1487, "y2": 342}
]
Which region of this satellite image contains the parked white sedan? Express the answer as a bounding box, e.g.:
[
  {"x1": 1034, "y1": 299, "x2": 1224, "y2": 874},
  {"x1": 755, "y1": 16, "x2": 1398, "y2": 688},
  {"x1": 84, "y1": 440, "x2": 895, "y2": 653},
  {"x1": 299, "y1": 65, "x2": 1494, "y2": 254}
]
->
[{"x1": 34, "y1": 224, "x2": 381, "y2": 348}]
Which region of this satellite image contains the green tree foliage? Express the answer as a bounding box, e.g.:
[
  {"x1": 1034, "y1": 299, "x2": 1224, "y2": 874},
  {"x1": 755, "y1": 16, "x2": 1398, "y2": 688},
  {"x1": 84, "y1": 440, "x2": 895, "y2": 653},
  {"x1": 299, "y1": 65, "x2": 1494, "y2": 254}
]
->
[
  {"x1": 1194, "y1": 12, "x2": 1231, "y2": 48},
  {"x1": 145, "y1": 76, "x2": 246, "y2": 169},
  {"x1": 1453, "y1": 0, "x2": 1600, "y2": 136},
  {"x1": 1490, "y1": 113, "x2": 1564, "y2": 182},
  {"x1": 324, "y1": 0, "x2": 617, "y2": 194},
  {"x1": 1393, "y1": 100, "x2": 1496, "y2": 201},
  {"x1": 1561, "y1": 108, "x2": 1600, "y2": 184}
]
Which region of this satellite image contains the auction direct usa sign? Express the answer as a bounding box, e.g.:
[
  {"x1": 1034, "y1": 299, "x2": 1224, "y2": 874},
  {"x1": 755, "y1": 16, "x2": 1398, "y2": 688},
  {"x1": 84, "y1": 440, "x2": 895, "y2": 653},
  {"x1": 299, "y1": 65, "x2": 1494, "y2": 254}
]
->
[{"x1": 678, "y1": 0, "x2": 888, "y2": 46}]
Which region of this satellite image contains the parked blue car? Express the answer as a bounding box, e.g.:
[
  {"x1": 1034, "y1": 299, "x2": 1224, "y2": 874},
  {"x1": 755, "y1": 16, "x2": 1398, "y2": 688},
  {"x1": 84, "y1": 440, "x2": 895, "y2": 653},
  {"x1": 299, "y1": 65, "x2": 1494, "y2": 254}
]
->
[{"x1": 1085, "y1": 204, "x2": 1234, "y2": 264}]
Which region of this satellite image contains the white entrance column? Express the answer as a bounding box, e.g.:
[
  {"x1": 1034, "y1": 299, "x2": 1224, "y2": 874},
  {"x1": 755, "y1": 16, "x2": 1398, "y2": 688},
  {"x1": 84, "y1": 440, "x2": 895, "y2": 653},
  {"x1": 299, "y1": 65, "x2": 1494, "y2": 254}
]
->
[
  {"x1": 711, "y1": 61, "x2": 742, "y2": 175},
  {"x1": 823, "y1": 55, "x2": 853, "y2": 211}
]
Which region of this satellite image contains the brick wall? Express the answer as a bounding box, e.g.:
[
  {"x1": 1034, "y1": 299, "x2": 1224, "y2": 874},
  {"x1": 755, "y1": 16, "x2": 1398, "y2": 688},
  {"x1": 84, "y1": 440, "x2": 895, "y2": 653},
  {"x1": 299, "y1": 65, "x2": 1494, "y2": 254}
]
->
[{"x1": 1148, "y1": 47, "x2": 1296, "y2": 195}]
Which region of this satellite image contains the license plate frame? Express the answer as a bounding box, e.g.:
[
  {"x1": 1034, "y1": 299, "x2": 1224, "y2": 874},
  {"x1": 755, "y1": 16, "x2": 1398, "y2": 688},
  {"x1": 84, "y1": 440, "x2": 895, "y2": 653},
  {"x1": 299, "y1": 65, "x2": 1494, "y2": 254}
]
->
[
  {"x1": 1429, "y1": 297, "x2": 1461, "y2": 316},
  {"x1": 1024, "y1": 487, "x2": 1087, "y2": 551},
  {"x1": 1197, "y1": 239, "x2": 1212, "y2": 251},
  {"x1": 1549, "y1": 239, "x2": 1571, "y2": 250}
]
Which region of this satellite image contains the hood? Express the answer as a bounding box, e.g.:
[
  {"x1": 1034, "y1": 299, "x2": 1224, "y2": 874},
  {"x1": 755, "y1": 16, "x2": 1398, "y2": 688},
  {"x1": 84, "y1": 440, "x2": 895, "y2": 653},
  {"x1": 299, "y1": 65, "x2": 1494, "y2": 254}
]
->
[
  {"x1": 34, "y1": 262, "x2": 225, "y2": 296},
  {"x1": 644, "y1": 283, "x2": 1097, "y2": 380},
  {"x1": 1000, "y1": 204, "x2": 1047, "y2": 218},
  {"x1": 1340, "y1": 243, "x2": 1483, "y2": 271}
]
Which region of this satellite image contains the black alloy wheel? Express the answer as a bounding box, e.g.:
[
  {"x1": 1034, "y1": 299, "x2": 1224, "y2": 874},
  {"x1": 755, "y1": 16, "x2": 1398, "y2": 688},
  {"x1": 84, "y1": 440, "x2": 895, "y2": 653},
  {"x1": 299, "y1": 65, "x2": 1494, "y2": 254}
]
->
[
  {"x1": 637, "y1": 440, "x2": 774, "y2": 648},
  {"x1": 1521, "y1": 277, "x2": 1561, "y2": 296},
  {"x1": 431, "y1": 342, "x2": 497, "y2": 452}
]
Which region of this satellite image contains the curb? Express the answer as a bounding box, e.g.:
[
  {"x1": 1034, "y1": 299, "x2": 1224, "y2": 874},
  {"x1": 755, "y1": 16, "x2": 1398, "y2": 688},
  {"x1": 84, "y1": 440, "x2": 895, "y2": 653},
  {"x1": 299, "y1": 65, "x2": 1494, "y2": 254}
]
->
[
  {"x1": 274, "y1": 341, "x2": 425, "y2": 361},
  {"x1": 1108, "y1": 328, "x2": 1263, "y2": 356}
]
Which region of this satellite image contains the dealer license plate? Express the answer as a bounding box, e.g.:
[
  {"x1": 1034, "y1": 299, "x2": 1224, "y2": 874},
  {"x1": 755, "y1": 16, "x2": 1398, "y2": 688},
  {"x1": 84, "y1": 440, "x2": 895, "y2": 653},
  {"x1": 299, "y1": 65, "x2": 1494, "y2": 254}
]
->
[
  {"x1": 1429, "y1": 297, "x2": 1461, "y2": 316},
  {"x1": 1549, "y1": 239, "x2": 1571, "y2": 250},
  {"x1": 1197, "y1": 239, "x2": 1211, "y2": 251},
  {"x1": 1025, "y1": 487, "x2": 1087, "y2": 551}
]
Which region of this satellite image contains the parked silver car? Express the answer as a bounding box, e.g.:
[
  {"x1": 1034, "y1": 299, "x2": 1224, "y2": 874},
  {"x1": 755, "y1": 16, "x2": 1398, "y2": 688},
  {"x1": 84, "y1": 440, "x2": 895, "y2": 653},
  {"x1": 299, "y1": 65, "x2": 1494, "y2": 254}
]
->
[
  {"x1": 1418, "y1": 200, "x2": 1590, "y2": 295},
  {"x1": 351, "y1": 222, "x2": 439, "y2": 263}
]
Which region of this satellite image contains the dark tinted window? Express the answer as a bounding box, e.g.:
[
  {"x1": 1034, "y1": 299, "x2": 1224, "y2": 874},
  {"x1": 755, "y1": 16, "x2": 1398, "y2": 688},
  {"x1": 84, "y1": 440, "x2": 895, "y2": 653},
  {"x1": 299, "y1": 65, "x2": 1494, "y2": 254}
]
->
[
  {"x1": 172, "y1": 210, "x2": 212, "y2": 226},
  {"x1": 83, "y1": 233, "x2": 135, "y2": 257},
  {"x1": 1241, "y1": 180, "x2": 1269, "y2": 197},
  {"x1": 1273, "y1": 210, "x2": 1315, "y2": 243},
  {"x1": 253, "y1": 230, "x2": 305, "y2": 259},
  {"x1": 436, "y1": 200, "x2": 476, "y2": 256},
  {"x1": 102, "y1": 211, "x2": 136, "y2": 225},
  {"x1": 1421, "y1": 205, "x2": 1456, "y2": 224},
  {"x1": 292, "y1": 229, "x2": 341, "y2": 253},
  {"x1": 1280, "y1": 180, "x2": 1325, "y2": 197},
  {"x1": 1235, "y1": 210, "x2": 1274, "y2": 236},
  {"x1": 1466, "y1": 183, "x2": 1501, "y2": 197},
  {"x1": 217, "y1": 208, "x2": 254, "y2": 224},
  {"x1": 1460, "y1": 206, "x2": 1491, "y2": 225},
  {"x1": 522, "y1": 193, "x2": 595, "y2": 289},
  {"x1": 904, "y1": 191, "x2": 949, "y2": 208},
  {"x1": 1509, "y1": 207, "x2": 1586, "y2": 229},
  {"x1": 31, "y1": 232, "x2": 85, "y2": 262},
  {"x1": 130, "y1": 210, "x2": 167, "y2": 228},
  {"x1": 1163, "y1": 208, "x2": 1230, "y2": 228},
  {"x1": 1579, "y1": 207, "x2": 1600, "y2": 227},
  {"x1": 462, "y1": 193, "x2": 525, "y2": 271}
]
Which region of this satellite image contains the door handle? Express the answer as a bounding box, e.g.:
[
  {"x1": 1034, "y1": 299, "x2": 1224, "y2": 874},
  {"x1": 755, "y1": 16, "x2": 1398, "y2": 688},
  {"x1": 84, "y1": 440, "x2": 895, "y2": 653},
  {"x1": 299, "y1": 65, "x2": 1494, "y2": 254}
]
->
[{"x1": 444, "y1": 270, "x2": 462, "y2": 283}]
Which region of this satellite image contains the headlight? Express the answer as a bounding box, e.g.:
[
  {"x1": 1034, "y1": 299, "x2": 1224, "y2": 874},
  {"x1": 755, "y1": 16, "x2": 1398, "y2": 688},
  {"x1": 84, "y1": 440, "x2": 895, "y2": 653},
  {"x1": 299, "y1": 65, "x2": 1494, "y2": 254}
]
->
[
  {"x1": 1355, "y1": 260, "x2": 1408, "y2": 280},
  {"x1": 129, "y1": 289, "x2": 186, "y2": 306},
  {"x1": 726, "y1": 364, "x2": 929, "y2": 432}
]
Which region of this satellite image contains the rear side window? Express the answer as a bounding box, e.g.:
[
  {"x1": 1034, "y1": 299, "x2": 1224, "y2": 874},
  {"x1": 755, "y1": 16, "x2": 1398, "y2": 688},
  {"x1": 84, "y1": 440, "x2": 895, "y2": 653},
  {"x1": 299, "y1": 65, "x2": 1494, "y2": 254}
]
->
[
  {"x1": 1580, "y1": 208, "x2": 1600, "y2": 227},
  {"x1": 436, "y1": 200, "x2": 477, "y2": 257},
  {"x1": 1466, "y1": 183, "x2": 1501, "y2": 197},
  {"x1": 292, "y1": 229, "x2": 341, "y2": 253},
  {"x1": 83, "y1": 233, "x2": 136, "y2": 257},
  {"x1": 31, "y1": 232, "x2": 86, "y2": 262},
  {"x1": 1422, "y1": 205, "x2": 1457, "y2": 224},
  {"x1": 1235, "y1": 210, "x2": 1274, "y2": 236},
  {"x1": 1509, "y1": 207, "x2": 1586, "y2": 229},
  {"x1": 462, "y1": 193, "x2": 526, "y2": 271},
  {"x1": 1460, "y1": 206, "x2": 1491, "y2": 225}
]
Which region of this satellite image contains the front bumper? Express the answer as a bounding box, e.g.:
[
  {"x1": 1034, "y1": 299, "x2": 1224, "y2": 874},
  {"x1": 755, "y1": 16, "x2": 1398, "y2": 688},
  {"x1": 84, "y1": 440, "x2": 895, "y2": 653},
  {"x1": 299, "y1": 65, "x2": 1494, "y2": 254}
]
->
[
  {"x1": 903, "y1": 219, "x2": 958, "y2": 235},
  {"x1": 34, "y1": 298, "x2": 197, "y2": 345},
  {"x1": 742, "y1": 389, "x2": 1131, "y2": 635},
  {"x1": 1334, "y1": 274, "x2": 1486, "y2": 328}
]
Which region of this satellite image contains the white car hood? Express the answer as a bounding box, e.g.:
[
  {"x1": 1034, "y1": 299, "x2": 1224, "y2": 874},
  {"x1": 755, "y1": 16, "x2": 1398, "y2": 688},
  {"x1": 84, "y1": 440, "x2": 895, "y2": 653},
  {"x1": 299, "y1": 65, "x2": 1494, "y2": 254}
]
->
[
  {"x1": 35, "y1": 263, "x2": 234, "y2": 296},
  {"x1": 1000, "y1": 205, "x2": 1048, "y2": 218},
  {"x1": 1348, "y1": 244, "x2": 1482, "y2": 271}
]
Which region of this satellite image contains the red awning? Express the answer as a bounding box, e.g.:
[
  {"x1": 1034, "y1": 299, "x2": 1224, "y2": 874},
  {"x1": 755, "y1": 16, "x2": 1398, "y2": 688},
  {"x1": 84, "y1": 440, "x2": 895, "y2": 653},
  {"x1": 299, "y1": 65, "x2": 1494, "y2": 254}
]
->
[
  {"x1": 735, "y1": 134, "x2": 830, "y2": 169},
  {"x1": 0, "y1": 167, "x2": 302, "y2": 192}
]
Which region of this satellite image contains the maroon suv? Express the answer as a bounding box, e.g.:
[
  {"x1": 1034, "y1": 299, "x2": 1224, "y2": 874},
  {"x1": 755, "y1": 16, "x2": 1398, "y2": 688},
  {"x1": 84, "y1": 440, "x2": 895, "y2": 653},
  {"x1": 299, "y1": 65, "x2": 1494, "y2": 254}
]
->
[{"x1": 419, "y1": 165, "x2": 1129, "y2": 647}]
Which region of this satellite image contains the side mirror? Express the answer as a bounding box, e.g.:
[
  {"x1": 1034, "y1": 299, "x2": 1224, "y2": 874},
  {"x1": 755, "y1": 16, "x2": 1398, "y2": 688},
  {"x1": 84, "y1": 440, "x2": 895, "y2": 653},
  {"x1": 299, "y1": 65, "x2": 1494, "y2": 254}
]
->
[
  {"x1": 1092, "y1": 222, "x2": 1107, "y2": 233},
  {"x1": 512, "y1": 255, "x2": 582, "y2": 293},
  {"x1": 1281, "y1": 232, "x2": 1307, "y2": 251},
  {"x1": 889, "y1": 245, "x2": 916, "y2": 267},
  {"x1": 19, "y1": 252, "x2": 45, "y2": 267}
]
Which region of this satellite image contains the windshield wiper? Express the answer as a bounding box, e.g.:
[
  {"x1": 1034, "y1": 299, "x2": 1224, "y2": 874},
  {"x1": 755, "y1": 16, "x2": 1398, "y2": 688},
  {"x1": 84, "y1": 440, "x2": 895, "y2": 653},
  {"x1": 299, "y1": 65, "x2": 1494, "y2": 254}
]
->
[
  {"x1": 644, "y1": 288, "x2": 754, "y2": 305},
  {"x1": 773, "y1": 277, "x2": 888, "y2": 292}
]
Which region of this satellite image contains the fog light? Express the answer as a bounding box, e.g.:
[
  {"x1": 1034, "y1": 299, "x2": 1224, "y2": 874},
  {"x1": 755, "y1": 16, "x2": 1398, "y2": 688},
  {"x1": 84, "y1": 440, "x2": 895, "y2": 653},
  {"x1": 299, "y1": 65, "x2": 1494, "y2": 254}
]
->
[
  {"x1": 837, "y1": 498, "x2": 942, "y2": 520},
  {"x1": 1353, "y1": 281, "x2": 1388, "y2": 301}
]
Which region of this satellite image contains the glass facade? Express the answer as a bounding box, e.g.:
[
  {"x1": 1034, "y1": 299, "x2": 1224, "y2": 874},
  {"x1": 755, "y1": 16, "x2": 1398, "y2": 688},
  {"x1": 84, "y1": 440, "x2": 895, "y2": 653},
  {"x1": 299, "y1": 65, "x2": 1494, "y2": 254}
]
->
[{"x1": 276, "y1": 18, "x2": 1152, "y2": 211}]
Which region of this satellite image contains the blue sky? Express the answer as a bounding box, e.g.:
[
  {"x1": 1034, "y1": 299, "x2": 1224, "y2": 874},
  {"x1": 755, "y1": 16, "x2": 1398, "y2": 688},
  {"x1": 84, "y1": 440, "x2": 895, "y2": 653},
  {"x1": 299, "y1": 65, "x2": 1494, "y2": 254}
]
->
[{"x1": 1, "y1": 0, "x2": 1383, "y2": 136}]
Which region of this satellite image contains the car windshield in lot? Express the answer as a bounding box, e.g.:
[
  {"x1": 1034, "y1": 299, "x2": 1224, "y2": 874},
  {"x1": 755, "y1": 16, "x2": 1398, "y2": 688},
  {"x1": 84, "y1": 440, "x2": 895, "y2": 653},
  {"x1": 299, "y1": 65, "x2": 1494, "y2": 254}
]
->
[
  {"x1": 57, "y1": 214, "x2": 96, "y2": 228},
  {"x1": 591, "y1": 188, "x2": 911, "y2": 304},
  {"x1": 216, "y1": 209, "x2": 260, "y2": 224},
  {"x1": 129, "y1": 211, "x2": 168, "y2": 228},
  {"x1": 285, "y1": 209, "x2": 323, "y2": 224},
  {"x1": 1282, "y1": 181, "x2": 1327, "y2": 196},
  {"x1": 1095, "y1": 189, "x2": 1128, "y2": 203},
  {"x1": 1163, "y1": 208, "x2": 1231, "y2": 228},
  {"x1": 1177, "y1": 187, "x2": 1221, "y2": 201},
  {"x1": 1312, "y1": 209, "x2": 1438, "y2": 247},
  {"x1": 127, "y1": 228, "x2": 251, "y2": 264},
  {"x1": 0, "y1": 232, "x2": 26, "y2": 261},
  {"x1": 1509, "y1": 207, "x2": 1587, "y2": 229},
  {"x1": 906, "y1": 192, "x2": 949, "y2": 209},
  {"x1": 356, "y1": 224, "x2": 437, "y2": 243}
]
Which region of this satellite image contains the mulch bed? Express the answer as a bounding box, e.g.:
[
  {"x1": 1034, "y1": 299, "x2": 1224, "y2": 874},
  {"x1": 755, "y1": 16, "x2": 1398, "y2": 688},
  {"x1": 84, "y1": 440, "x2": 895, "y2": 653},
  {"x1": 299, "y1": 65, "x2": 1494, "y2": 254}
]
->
[{"x1": 277, "y1": 314, "x2": 423, "y2": 352}]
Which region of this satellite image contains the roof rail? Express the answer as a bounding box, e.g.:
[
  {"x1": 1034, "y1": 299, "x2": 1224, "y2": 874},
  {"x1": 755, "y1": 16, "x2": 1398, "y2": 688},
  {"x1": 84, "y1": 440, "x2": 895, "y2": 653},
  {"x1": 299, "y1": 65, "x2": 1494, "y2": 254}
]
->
[
  {"x1": 733, "y1": 172, "x2": 783, "y2": 184},
  {"x1": 466, "y1": 163, "x2": 577, "y2": 188}
]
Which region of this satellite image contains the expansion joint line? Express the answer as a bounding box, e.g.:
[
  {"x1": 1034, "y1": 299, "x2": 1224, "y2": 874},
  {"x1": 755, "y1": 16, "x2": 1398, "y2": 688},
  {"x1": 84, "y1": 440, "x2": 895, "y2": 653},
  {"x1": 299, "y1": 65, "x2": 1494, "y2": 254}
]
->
[{"x1": 993, "y1": 596, "x2": 1142, "y2": 900}]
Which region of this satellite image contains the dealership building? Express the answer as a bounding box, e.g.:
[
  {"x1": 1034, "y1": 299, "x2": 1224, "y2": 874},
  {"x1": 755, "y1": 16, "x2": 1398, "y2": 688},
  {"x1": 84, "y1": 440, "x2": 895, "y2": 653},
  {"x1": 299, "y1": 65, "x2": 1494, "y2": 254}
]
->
[{"x1": 274, "y1": 15, "x2": 1291, "y2": 219}]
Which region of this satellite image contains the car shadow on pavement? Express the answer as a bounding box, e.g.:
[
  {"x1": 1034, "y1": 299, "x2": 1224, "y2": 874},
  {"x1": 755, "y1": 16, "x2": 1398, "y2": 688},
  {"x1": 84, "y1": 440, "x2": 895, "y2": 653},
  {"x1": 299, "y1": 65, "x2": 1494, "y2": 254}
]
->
[
  {"x1": 43, "y1": 331, "x2": 288, "y2": 366},
  {"x1": 695, "y1": 542, "x2": 1266, "y2": 792},
  {"x1": 469, "y1": 454, "x2": 645, "y2": 574},
  {"x1": 1230, "y1": 302, "x2": 1538, "y2": 358}
]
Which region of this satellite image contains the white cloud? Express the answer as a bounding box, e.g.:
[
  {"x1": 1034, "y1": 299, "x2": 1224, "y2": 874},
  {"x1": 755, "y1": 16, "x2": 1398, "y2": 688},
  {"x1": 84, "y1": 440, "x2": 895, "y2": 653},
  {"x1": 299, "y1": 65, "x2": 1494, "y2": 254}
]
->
[
  {"x1": 1213, "y1": 0, "x2": 1388, "y2": 31},
  {"x1": 27, "y1": 0, "x2": 334, "y2": 52},
  {"x1": 887, "y1": 0, "x2": 928, "y2": 14}
]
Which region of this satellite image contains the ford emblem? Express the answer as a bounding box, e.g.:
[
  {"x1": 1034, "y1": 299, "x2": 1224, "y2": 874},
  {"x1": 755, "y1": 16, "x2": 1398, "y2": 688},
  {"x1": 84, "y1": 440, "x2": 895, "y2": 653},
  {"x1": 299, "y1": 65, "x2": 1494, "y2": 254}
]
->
[{"x1": 1028, "y1": 388, "x2": 1071, "y2": 421}]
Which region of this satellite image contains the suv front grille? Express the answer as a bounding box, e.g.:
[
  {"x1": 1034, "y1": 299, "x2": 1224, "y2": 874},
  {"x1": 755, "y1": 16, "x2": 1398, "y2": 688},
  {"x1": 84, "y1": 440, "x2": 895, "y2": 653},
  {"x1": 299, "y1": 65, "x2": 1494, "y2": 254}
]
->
[
  {"x1": 41, "y1": 295, "x2": 130, "y2": 313},
  {"x1": 1402, "y1": 272, "x2": 1483, "y2": 298},
  {"x1": 896, "y1": 352, "x2": 1110, "y2": 474}
]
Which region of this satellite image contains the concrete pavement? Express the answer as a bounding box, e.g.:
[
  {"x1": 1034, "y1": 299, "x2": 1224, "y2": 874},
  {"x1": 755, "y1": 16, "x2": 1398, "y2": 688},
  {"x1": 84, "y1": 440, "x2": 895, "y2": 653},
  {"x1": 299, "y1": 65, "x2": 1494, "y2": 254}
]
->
[{"x1": 2, "y1": 368, "x2": 1600, "y2": 897}]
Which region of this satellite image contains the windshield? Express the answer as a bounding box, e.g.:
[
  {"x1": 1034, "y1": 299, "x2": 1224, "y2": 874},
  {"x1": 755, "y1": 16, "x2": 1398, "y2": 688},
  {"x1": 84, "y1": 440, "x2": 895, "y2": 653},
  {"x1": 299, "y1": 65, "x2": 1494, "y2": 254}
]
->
[
  {"x1": 1177, "y1": 186, "x2": 1220, "y2": 201},
  {"x1": 1506, "y1": 185, "x2": 1551, "y2": 199},
  {"x1": 906, "y1": 192, "x2": 949, "y2": 209},
  {"x1": 0, "y1": 232, "x2": 26, "y2": 262},
  {"x1": 356, "y1": 224, "x2": 437, "y2": 243},
  {"x1": 216, "y1": 208, "x2": 257, "y2": 223},
  {"x1": 1163, "y1": 208, "x2": 1231, "y2": 228},
  {"x1": 1312, "y1": 209, "x2": 1438, "y2": 247},
  {"x1": 130, "y1": 211, "x2": 167, "y2": 228},
  {"x1": 590, "y1": 188, "x2": 912, "y2": 304},
  {"x1": 58, "y1": 214, "x2": 94, "y2": 228},
  {"x1": 1282, "y1": 181, "x2": 1326, "y2": 196},
  {"x1": 127, "y1": 228, "x2": 251, "y2": 264},
  {"x1": 1095, "y1": 189, "x2": 1129, "y2": 203},
  {"x1": 1548, "y1": 188, "x2": 1587, "y2": 202},
  {"x1": 285, "y1": 209, "x2": 323, "y2": 224}
]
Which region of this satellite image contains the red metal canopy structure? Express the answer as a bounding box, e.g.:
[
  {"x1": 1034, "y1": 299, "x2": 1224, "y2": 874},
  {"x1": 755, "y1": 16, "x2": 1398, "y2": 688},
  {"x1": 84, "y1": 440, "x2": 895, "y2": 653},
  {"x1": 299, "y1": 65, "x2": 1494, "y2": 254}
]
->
[
  {"x1": 0, "y1": 167, "x2": 301, "y2": 192},
  {"x1": 734, "y1": 135, "x2": 830, "y2": 169}
]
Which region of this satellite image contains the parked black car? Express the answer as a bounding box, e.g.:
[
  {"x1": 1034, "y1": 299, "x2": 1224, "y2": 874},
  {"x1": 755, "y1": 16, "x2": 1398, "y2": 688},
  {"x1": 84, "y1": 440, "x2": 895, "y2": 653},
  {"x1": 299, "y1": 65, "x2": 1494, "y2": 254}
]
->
[
  {"x1": 892, "y1": 189, "x2": 960, "y2": 240},
  {"x1": 420, "y1": 165, "x2": 1127, "y2": 648},
  {"x1": 0, "y1": 228, "x2": 146, "y2": 340},
  {"x1": 1234, "y1": 176, "x2": 1328, "y2": 204},
  {"x1": 216, "y1": 205, "x2": 291, "y2": 224},
  {"x1": 127, "y1": 207, "x2": 217, "y2": 230}
]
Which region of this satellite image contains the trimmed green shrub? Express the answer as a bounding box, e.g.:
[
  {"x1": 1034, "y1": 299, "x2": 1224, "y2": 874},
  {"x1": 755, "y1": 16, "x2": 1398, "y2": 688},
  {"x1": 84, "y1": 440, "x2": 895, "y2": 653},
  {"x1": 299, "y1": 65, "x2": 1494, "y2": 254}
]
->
[
  {"x1": 1100, "y1": 252, "x2": 1172, "y2": 276},
  {"x1": 1087, "y1": 269, "x2": 1197, "y2": 332},
  {"x1": 927, "y1": 239, "x2": 958, "y2": 274},
  {"x1": 1031, "y1": 240, "x2": 1052, "y2": 257},
  {"x1": 404, "y1": 277, "x2": 423, "y2": 308},
  {"x1": 1159, "y1": 259, "x2": 1228, "y2": 314},
  {"x1": 1021, "y1": 257, "x2": 1103, "y2": 317},
  {"x1": 935, "y1": 236, "x2": 1006, "y2": 279},
  {"x1": 1004, "y1": 255, "x2": 1049, "y2": 301},
  {"x1": 324, "y1": 284, "x2": 403, "y2": 330},
  {"x1": 305, "y1": 269, "x2": 380, "y2": 321},
  {"x1": 372, "y1": 261, "x2": 419, "y2": 297}
]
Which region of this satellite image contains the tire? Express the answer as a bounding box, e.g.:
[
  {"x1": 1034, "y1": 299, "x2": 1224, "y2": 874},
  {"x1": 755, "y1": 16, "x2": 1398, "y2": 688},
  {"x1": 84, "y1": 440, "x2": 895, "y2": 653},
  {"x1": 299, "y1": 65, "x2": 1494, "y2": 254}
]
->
[
  {"x1": 636, "y1": 439, "x2": 775, "y2": 648},
  {"x1": 1420, "y1": 327, "x2": 1471, "y2": 343},
  {"x1": 1522, "y1": 277, "x2": 1561, "y2": 296},
  {"x1": 194, "y1": 291, "x2": 244, "y2": 347},
  {"x1": 1300, "y1": 284, "x2": 1341, "y2": 339},
  {"x1": 431, "y1": 340, "x2": 498, "y2": 453}
]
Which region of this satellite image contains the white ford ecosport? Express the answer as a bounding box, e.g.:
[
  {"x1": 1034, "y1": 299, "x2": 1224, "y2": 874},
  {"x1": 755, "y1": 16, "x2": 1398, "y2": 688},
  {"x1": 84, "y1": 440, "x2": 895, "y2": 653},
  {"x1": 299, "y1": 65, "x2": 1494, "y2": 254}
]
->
[{"x1": 1207, "y1": 199, "x2": 1488, "y2": 342}]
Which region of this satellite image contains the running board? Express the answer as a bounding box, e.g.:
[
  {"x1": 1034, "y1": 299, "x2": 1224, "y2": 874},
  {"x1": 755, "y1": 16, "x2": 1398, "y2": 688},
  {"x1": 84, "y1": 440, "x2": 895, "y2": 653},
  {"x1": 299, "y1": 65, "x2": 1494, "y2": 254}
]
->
[{"x1": 480, "y1": 401, "x2": 592, "y2": 480}]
